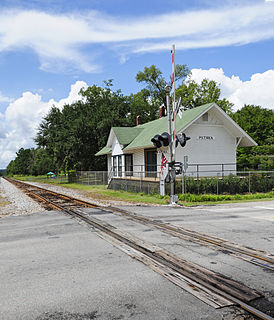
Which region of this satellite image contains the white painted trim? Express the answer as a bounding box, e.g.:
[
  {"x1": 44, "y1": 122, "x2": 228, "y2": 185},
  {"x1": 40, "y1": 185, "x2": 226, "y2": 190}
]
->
[
  {"x1": 106, "y1": 128, "x2": 115, "y2": 147},
  {"x1": 181, "y1": 104, "x2": 213, "y2": 132},
  {"x1": 236, "y1": 136, "x2": 243, "y2": 148},
  {"x1": 191, "y1": 123, "x2": 223, "y2": 128},
  {"x1": 211, "y1": 103, "x2": 258, "y2": 146}
]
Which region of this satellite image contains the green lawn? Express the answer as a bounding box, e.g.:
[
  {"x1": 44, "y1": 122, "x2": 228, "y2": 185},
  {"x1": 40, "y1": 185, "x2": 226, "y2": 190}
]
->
[
  {"x1": 40, "y1": 182, "x2": 170, "y2": 205},
  {"x1": 9, "y1": 175, "x2": 274, "y2": 206}
]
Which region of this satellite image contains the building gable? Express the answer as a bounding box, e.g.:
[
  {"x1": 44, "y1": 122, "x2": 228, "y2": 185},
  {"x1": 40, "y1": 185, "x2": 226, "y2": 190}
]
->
[
  {"x1": 123, "y1": 104, "x2": 212, "y2": 151},
  {"x1": 96, "y1": 102, "x2": 257, "y2": 156}
]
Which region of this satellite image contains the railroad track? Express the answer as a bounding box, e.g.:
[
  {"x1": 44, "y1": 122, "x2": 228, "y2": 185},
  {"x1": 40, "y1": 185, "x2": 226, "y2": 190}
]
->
[
  {"x1": 4, "y1": 177, "x2": 274, "y2": 320},
  {"x1": 6, "y1": 177, "x2": 273, "y2": 272}
]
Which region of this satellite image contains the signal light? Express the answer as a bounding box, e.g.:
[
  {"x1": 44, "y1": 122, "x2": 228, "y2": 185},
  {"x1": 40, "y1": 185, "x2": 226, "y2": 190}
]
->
[
  {"x1": 151, "y1": 134, "x2": 162, "y2": 148},
  {"x1": 158, "y1": 132, "x2": 171, "y2": 147},
  {"x1": 151, "y1": 132, "x2": 171, "y2": 148},
  {"x1": 175, "y1": 133, "x2": 190, "y2": 148}
]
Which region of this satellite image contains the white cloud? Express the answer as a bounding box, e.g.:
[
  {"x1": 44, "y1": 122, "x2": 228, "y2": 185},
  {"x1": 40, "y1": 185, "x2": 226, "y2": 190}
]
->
[
  {"x1": 1, "y1": 3, "x2": 274, "y2": 71},
  {"x1": 49, "y1": 81, "x2": 88, "y2": 109},
  {"x1": 0, "y1": 81, "x2": 87, "y2": 168},
  {"x1": 189, "y1": 68, "x2": 274, "y2": 110},
  {"x1": 0, "y1": 91, "x2": 12, "y2": 103}
]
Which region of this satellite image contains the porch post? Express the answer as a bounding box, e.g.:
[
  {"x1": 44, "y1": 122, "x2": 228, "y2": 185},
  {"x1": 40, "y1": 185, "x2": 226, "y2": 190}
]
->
[{"x1": 122, "y1": 154, "x2": 125, "y2": 178}]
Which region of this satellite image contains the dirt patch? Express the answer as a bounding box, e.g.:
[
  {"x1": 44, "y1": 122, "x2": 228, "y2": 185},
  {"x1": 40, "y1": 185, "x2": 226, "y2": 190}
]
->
[
  {"x1": 0, "y1": 194, "x2": 11, "y2": 217},
  {"x1": 0, "y1": 196, "x2": 10, "y2": 206}
]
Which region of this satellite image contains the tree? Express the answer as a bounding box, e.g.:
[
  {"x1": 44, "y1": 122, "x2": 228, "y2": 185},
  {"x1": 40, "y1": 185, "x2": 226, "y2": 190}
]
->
[
  {"x1": 35, "y1": 106, "x2": 64, "y2": 172},
  {"x1": 176, "y1": 79, "x2": 233, "y2": 114},
  {"x1": 29, "y1": 148, "x2": 56, "y2": 175},
  {"x1": 232, "y1": 105, "x2": 274, "y2": 145},
  {"x1": 126, "y1": 90, "x2": 160, "y2": 125},
  {"x1": 232, "y1": 105, "x2": 274, "y2": 170},
  {"x1": 136, "y1": 66, "x2": 233, "y2": 114},
  {"x1": 6, "y1": 148, "x2": 34, "y2": 175},
  {"x1": 36, "y1": 81, "x2": 131, "y2": 171},
  {"x1": 136, "y1": 64, "x2": 190, "y2": 110},
  {"x1": 237, "y1": 145, "x2": 274, "y2": 170},
  {"x1": 6, "y1": 160, "x2": 16, "y2": 175}
]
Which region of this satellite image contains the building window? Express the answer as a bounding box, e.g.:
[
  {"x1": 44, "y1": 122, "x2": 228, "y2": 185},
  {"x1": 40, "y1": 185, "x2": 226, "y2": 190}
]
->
[
  {"x1": 202, "y1": 112, "x2": 208, "y2": 122},
  {"x1": 113, "y1": 156, "x2": 117, "y2": 177},
  {"x1": 125, "y1": 154, "x2": 133, "y2": 176},
  {"x1": 112, "y1": 155, "x2": 122, "y2": 177},
  {"x1": 118, "y1": 155, "x2": 122, "y2": 177}
]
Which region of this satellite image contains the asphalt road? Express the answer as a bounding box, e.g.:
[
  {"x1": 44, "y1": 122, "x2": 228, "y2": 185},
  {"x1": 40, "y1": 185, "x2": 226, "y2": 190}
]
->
[{"x1": 0, "y1": 200, "x2": 273, "y2": 319}]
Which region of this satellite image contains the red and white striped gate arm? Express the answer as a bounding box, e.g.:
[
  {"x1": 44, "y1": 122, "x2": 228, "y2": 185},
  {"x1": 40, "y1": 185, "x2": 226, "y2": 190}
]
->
[{"x1": 171, "y1": 44, "x2": 176, "y2": 160}]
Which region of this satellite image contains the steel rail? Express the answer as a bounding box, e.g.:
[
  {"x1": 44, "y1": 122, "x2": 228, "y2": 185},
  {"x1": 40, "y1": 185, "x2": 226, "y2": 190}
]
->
[
  {"x1": 107, "y1": 205, "x2": 274, "y2": 269},
  {"x1": 5, "y1": 177, "x2": 274, "y2": 270},
  {"x1": 4, "y1": 177, "x2": 274, "y2": 320}
]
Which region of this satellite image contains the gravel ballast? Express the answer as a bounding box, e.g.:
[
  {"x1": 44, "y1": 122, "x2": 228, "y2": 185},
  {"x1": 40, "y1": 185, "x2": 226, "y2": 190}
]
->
[
  {"x1": 22, "y1": 180, "x2": 160, "y2": 207},
  {"x1": 0, "y1": 177, "x2": 44, "y2": 216},
  {"x1": 0, "y1": 178, "x2": 157, "y2": 217}
]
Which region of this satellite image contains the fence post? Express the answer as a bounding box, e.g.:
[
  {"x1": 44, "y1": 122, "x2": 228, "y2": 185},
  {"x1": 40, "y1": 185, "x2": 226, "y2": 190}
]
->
[
  {"x1": 140, "y1": 165, "x2": 143, "y2": 192},
  {"x1": 182, "y1": 171, "x2": 185, "y2": 194},
  {"x1": 184, "y1": 176, "x2": 187, "y2": 201},
  {"x1": 248, "y1": 171, "x2": 251, "y2": 193},
  {"x1": 217, "y1": 173, "x2": 219, "y2": 195}
]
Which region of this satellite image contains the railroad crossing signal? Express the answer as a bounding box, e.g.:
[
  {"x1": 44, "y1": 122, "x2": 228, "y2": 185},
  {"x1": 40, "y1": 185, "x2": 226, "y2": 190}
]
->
[
  {"x1": 175, "y1": 133, "x2": 191, "y2": 148},
  {"x1": 151, "y1": 132, "x2": 171, "y2": 148},
  {"x1": 152, "y1": 132, "x2": 190, "y2": 149}
]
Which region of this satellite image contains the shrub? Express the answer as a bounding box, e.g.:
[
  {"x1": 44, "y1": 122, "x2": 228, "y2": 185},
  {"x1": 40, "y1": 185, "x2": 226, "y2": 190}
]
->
[{"x1": 178, "y1": 172, "x2": 274, "y2": 195}]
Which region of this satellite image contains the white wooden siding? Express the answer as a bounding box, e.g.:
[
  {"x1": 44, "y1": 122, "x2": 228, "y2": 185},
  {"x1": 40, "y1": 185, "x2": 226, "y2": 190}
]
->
[
  {"x1": 106, "y1": 108, "x2": 240, "y2": 177},
  {"x1": 176, "y1": 122, "x2": 236, "y2": 176}
]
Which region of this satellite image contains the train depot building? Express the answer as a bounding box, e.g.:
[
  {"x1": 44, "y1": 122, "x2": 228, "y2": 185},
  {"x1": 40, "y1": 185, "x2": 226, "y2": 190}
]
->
[{"x1": 96, "y1": 103, "x2": 257, "y2": 181}]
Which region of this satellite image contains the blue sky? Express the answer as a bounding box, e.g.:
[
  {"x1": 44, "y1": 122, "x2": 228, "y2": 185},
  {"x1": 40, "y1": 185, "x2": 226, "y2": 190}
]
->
[{"x1": 0, "y1": 0, "x2": 274, "y2": 168}]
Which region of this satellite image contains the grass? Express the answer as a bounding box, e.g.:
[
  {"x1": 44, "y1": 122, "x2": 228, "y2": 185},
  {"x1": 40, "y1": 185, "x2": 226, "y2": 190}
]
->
[
  {"x1": 12, "y1": 176, "x2": 170, "y2": 205},
  {"x1": 178, "y1": 191, "x2": 274, "y2": 205},
  {"x1": 9, "y1": 175, "x2": 274, "y2": 206},
  {"x1": 45, "y1": 182, "x2": 170, "y2": 205}
]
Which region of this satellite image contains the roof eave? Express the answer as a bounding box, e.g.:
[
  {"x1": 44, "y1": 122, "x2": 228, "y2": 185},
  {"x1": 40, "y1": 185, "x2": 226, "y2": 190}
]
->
[{"x1": 211, "y1": 103, "x2": 258, "y2": 147}]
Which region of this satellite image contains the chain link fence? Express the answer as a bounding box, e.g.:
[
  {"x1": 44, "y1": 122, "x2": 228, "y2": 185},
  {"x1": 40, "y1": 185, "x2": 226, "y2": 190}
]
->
[{"x1": 26, "y1": 168, "x2": 273, "y2": 195}]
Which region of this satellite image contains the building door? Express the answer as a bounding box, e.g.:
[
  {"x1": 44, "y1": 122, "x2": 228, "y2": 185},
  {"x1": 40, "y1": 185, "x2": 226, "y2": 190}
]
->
[
  {"x1": 145, "y1": 149, "x2": 157, "y2": 177},
  {"x1": 125, "y1": 154, "x2": 133, "y2": 176}
]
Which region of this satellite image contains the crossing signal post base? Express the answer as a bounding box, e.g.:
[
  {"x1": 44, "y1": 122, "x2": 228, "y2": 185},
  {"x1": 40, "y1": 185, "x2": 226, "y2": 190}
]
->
[
  {"x1": 169, "y1": 165, "x2": 177, "y2": 205},
  {"x1": 170, "y1": 194, "x2": 178, "y2": 205}
]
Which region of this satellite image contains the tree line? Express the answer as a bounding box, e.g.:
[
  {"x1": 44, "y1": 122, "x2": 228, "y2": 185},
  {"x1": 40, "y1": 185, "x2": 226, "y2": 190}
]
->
[{"x1": 6, "y1": 65, "x2": 274, "y2": 175}]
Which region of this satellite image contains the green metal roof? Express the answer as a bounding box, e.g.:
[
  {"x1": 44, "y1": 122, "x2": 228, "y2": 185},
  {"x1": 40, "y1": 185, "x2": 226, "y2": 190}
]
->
[
  {"x1": 95, "y1": 146, "x2": 112, "y2": 156},
  {"x1": 124, "y1": 103, "x2": 212, "y2": 151},
  {"x1": 112, "y1": 127, "x2": 143, "y2": 145},
  {"x1": 96, "y1": 103, "x2": 213, "y2": 156}
]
